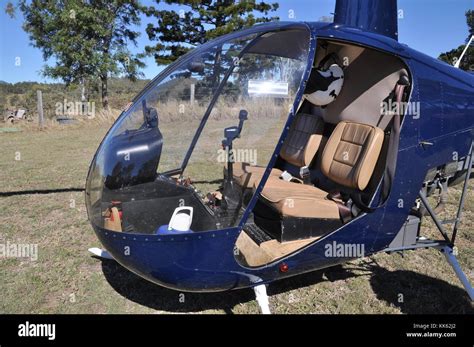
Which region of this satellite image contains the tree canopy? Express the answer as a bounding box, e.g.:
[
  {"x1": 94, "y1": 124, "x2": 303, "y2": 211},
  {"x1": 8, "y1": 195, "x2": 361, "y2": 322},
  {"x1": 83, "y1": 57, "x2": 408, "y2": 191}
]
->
[
  {"x1": 16, "y1": 0, "x2": 145, "y2": 108},
  {"x1": 439, "y1": 10, "x2": 473, "y2": 71},
  {"x1": 143, "y1": 0, "x2": 279, "y2": 65}
]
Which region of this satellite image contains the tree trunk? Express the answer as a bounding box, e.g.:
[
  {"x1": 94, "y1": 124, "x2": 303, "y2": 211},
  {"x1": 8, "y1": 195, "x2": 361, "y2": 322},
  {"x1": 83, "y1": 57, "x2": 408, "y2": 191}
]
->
[
  {"x1": 81, "y1": 77, "x2": 87, "y2": 115},
  {"x1": 211, "y1": 15, "x2": 224, "y2": 92},
  {"x1": 211, "y1": 47, "x2": 222, "y2": 93},
  {"x1": 100, "y1": 75, "x2": 109, "y2": 110}
]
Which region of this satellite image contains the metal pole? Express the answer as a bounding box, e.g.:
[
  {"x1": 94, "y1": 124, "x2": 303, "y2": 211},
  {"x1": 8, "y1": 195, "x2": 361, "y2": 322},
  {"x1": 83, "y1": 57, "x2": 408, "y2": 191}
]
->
[
  {"x1": 452, "y1": 142, "x2": 473, "y2": 244},
  {"x1": 37, "y1": 90, "x2": 44, "y2": 129},
  {"x1": 442, "y1": 246, "x2": 474, "y2": 301},
  {"x1": 418, "y1": 191, "x2": 452, "y2": 244},
  {"x1": 454, "y1": 35, "x2": 474, "y2": 68}
]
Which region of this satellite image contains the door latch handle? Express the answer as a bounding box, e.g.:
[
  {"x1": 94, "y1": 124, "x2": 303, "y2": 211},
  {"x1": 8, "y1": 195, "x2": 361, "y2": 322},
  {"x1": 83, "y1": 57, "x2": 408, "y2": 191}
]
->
[{"x1": 419, "y1": 141, "x2": 434, "y2": 149}]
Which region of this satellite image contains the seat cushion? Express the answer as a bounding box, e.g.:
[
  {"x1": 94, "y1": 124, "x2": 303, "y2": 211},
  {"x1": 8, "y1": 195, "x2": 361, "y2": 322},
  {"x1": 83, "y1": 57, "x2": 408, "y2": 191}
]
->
[
  {"x1": 256, "y1": 177, "x2": 340, "y2": 219},
  {"x1": 232, "y1": 162, "x2": 282, "y2": 187}
]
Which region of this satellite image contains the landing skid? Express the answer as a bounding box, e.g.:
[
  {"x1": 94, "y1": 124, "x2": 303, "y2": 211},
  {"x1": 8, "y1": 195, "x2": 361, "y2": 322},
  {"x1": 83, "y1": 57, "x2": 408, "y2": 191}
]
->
[
  {"x1": 418, "y1": 142, "x2": 473, "y2": 300},
  {"x1": 89, "y1": 245, "x2": 272, "y2": 313},
  {"x1": 88, "y1": 247, "x2": 114, "y2": 260},
  {"x1": 384, "y1": 142, "x2": 473, "y2": 301},
  {"x1": 442, "y1": 246, "x2": 474, "y2": 301},
  {"x1": 254, "y1": 284, "x2": 271, "y2": 314}
]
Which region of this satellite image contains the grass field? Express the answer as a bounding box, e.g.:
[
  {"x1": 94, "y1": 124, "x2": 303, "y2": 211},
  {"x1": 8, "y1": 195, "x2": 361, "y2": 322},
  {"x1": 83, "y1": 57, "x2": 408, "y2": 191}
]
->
[{"x1": 0, "y1": 122, "x2": 472, "y2": 314}]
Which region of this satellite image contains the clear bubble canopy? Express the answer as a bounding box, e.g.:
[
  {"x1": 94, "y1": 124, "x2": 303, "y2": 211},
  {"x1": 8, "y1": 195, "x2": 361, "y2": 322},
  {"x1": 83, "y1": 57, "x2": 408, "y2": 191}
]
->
[{"x1": 85, "y1": 25, "x2": 312, "y2": 235}]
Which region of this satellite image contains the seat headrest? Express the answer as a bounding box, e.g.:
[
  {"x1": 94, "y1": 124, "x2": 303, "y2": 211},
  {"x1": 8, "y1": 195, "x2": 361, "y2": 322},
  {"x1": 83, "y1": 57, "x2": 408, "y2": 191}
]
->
[{"x1": 321, "y1": 121, "x2": 384, "y2": 190}]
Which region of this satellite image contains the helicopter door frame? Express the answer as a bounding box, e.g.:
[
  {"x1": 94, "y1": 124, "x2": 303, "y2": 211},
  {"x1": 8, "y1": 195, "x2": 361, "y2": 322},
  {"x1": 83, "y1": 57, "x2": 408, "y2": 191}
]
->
[
  {"x1": 158, "y1": 36, "x2": 260, "y2": 179},
  {"x1": 177, "y1": 26, "x2": 315, "y2": 178},
  {"x1": 178, "y1": 42, "x2": 240, "y2": 177},
  {"x1": 178, "y1": 29, "x2": 294, "y2": 177}
]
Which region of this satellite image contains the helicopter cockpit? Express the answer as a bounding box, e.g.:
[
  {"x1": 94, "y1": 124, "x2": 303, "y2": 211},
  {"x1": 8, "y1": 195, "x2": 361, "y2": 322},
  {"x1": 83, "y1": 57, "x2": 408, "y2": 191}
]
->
[
  {"x1": 85, "y1": 25, "x2": 313, "y2": 235},
  {"x1": 86, "y1": 23, "x2": 411, "y2": 268}
]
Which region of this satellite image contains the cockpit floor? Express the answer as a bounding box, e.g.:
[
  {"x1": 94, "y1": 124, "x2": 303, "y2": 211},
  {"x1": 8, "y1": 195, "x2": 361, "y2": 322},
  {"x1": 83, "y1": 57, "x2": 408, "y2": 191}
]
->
[{"x1": 236, "y1": 229, "x2": 321, "y2": 267}]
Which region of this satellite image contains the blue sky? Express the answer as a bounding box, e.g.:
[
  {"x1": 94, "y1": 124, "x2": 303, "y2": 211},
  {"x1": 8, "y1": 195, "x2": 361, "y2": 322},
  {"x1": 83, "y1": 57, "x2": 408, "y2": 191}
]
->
[{"x1": 0, "y1": 0, "x2": 472, "y2": 83}]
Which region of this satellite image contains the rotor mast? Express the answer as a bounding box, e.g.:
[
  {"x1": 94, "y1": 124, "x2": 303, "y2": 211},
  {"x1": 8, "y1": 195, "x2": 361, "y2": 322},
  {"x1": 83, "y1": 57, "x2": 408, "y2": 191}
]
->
[{"x1": 333, "y1": 0, "x2": 399, "y2": 41}]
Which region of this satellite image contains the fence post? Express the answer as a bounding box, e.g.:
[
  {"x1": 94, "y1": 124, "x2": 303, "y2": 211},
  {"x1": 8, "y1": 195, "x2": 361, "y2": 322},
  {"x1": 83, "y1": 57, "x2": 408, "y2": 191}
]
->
[
  {"x1": 190, "y1": 83, "x2": 195, "y2": 105},
  {"x1": 37, "y1": 90, "x2": 44, "y2": 129}
]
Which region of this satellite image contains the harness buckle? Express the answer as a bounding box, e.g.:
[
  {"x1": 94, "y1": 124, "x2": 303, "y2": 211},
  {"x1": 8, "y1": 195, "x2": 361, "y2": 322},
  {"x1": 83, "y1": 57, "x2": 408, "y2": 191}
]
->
[{"x1": 299, "y1": 166, "x2": 311, "y2": 184}]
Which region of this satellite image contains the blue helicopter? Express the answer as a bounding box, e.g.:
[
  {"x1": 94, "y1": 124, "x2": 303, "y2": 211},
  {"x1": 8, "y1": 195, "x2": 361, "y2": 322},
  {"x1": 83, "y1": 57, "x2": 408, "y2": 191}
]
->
[{"x1": 86, "y1": 0, "x2": 474, "y2": 313}]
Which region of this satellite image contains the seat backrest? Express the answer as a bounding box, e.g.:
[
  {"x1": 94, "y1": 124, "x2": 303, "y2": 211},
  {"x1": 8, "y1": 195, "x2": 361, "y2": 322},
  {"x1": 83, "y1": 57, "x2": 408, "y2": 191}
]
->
[
  {"x1": 321, "y1": 121, "x2": 384, "y2": 191},
  {"x1": 317, "y1": 47, "x2": 408, "y2": 127},
  {"x1": 279, "y1": 113, "x2": 324, "y2": 167}
]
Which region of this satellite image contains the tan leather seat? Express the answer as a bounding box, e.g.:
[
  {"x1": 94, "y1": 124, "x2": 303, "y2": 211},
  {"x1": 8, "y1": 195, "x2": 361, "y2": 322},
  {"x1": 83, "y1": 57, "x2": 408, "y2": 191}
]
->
[
  {"x1": 233, "y1": 163, "x2": 282, "y2": 187},
  {"x1": 254, "y1": 176, "x2": 339, "y2": 218},
  {"x1": 279, "y1": 113, "x2": 324, "y2": 167},
  {"x1": 233, "y1": 113, "x2": 324, "y2": 187},
  {"x1": 257, "y1": 121, "x2": 384, "y2": 219},
  {"x1": 320, "y1": 121, "x2": 385, "y2": 191}
]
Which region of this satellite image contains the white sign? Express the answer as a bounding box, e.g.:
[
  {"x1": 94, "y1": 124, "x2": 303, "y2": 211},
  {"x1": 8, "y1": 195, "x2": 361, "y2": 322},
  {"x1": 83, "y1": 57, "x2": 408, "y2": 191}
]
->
[{"x1": 248, "y1": 80, "x2": 289, "y2": 97}]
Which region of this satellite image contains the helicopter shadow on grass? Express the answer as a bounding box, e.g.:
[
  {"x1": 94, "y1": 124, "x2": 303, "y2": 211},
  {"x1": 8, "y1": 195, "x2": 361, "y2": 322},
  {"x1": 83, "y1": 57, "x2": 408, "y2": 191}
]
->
[
  {"x1": 369, "y1": 265, "x2": 474, "y2": 314},
  {"x1": 99, "y1": 259, "x2": 365, "y2": 313},
  {"x1": 99, "y1": 258, "x2": 473, "y2": 313},
  {"x1": 0, "y1": 187, "x2": 84, "y2": 197}
]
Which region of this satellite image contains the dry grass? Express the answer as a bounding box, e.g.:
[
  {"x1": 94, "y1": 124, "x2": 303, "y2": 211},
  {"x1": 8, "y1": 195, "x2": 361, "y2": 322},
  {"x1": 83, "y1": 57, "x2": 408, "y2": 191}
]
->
[
  {"x1": 152, "y1": 97, "x2": 289, "y2": 122},
  {"x1": 0, "y1": 121, "x2": 472, "y2": 314},
  {"x1": 9, "y1": 108, "x2": 122, "y2": 130}
]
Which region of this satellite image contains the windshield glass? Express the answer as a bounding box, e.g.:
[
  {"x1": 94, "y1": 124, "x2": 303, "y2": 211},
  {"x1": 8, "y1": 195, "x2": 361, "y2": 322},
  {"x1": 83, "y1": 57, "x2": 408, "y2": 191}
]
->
[{"x1": 86, "y1": 26, "x2": 311, "y2": 234}]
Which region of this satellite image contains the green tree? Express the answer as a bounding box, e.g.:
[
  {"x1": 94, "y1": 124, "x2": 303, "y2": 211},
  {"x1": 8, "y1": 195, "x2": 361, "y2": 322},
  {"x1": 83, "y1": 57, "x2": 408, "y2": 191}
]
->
[
  {"x1": 5, "y1": 2, "x2": 15, "y2": 18},
  {"x1": 439, "y1": 10, "x2": 473, "y2": 71},
  {"x1": 16, "y1": 0, "x2": 145, "y2": 109},
  {"x1": 143, "y1": 0, "x2": 279, "y2": 66}
]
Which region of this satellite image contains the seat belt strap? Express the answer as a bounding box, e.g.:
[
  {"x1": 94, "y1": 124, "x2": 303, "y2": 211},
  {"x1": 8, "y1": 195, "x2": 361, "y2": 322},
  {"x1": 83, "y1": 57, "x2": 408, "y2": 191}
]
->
[{"x1": 327, "y1": 191, "x2": 352, "y2": 223}]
